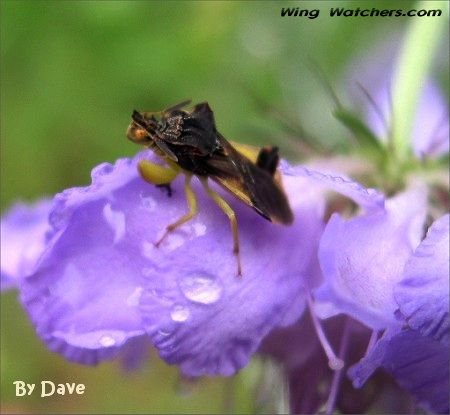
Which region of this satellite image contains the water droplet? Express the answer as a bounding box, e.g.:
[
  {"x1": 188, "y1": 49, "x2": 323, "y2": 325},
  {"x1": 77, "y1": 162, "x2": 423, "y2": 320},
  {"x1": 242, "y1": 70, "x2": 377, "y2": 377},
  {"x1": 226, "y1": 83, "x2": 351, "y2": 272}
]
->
[
  {"x1": 179, "y1": 273, "x2": 223, "y2": 305},
  {"x1": 170, "y1": 305, "x2": 190, "y2": 322},
  {"x1": 192, "y1": 222, "x2": 206, "y2": 237},
  {"x1": 99, "y1": 335, "x2": 116, "y2": 347}
]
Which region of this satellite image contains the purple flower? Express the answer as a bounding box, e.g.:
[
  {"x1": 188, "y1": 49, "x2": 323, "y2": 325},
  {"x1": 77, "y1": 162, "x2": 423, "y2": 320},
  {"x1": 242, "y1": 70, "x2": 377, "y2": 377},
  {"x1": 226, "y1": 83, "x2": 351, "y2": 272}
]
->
[
  {"x1": 335, "y1": 40, "x2": 450, "y2": 413},
  {"x1": 365, "y1": 79, "x2": 449, "y2": 159},
  {"x1": 348, "y1": 215, "x2": 450, "y2": 413},
  {"x1": 395, "y1": 214, "x2": 449, "y2": 344},
  {"x1": 314, "y1": 184, "x2": 427, "y2": 330},
  {"x1": 2, "y1": 77, "x2": 447, "y2": 412},
  {"x1": 332, "y1": 36, "x2": 449, "y2": 411},
  {"x1": 2, "y1": 149, "x2": 388, "y2": 378},
  {"x1": 350, "y1": 329, "x2": 449, "y2": 414},
  {"x1": 3, "y1": 151, "x2": 325, "y2": 375},
  {"x1": 1, "y1": 199, "x2": 52, "y2": 290},
  {"x1": 345, "y1": 39, "x2": 449, "y2": 160},
  {"x1": 258, "y1": 207, "x2": 449, "y2": 413}
]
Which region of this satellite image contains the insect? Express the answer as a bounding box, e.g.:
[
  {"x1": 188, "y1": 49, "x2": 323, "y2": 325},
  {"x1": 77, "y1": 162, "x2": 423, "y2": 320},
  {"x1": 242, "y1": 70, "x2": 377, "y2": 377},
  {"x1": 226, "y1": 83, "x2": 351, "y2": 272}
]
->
[{"x1": 126, "y1": 101, "x2": 294, "y2": 276}]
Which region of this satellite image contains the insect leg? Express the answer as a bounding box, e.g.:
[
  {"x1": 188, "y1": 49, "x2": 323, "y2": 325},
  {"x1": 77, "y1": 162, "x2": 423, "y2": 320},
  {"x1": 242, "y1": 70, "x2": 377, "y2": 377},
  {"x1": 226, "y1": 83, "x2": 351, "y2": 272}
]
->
[
  {"x1": 138, "y1": 159, "x2": 180, "y2": 185},
  {"x1": 200, "y1": 179, "x2": 242, "y2": 277},
  {"x1": 155, "y1": 174, "x2": 199, "y2": 246}
]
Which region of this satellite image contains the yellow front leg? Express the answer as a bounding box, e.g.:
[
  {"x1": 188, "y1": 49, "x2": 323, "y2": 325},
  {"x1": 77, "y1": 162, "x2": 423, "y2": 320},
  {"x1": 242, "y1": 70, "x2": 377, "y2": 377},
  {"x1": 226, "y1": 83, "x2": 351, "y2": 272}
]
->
[
  {"x1": 138, "y1": 159, "x2": 180, "y2": 185},
  {"x1": 155, "y1": 174, "x2": 199, "y2": 246}
]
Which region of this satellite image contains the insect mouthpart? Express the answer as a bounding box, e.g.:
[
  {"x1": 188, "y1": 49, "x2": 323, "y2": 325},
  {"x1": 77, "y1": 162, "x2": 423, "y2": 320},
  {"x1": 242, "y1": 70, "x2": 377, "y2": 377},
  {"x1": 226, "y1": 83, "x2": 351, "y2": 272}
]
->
[{"x1": 127, "y1": 110, "x2": 162, "y2": 145}]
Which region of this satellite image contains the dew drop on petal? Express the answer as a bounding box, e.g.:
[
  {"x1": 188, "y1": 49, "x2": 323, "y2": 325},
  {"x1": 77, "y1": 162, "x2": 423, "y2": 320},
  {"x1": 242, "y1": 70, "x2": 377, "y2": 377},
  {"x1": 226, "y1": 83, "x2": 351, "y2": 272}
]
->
[
  {"x1": 170, "y1": 305, "x2": 191, "y2": 322},
  {"x1": 99, "y1": 334, "x2": 116, "y2": 347},
  {"x1": 192, "y1": 222, "x2": 207, "y2": 237},
  {"x1": 179, "y1": 273, "x2": 223, "y2": 305}
]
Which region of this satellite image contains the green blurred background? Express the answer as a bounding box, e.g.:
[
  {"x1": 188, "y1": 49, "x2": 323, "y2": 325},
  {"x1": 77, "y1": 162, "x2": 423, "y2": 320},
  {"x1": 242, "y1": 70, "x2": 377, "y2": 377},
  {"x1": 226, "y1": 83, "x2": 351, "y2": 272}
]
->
[{"x1": 1, "y1": 1, "x2": 446, "y2": 413}]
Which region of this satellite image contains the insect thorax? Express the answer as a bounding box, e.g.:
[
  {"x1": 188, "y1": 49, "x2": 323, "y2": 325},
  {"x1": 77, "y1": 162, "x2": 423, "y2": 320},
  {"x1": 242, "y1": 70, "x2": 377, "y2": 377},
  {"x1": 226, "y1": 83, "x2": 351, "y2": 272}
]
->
[{"x1": 160, "y1": 114, "x2": 184, "y2": 140}]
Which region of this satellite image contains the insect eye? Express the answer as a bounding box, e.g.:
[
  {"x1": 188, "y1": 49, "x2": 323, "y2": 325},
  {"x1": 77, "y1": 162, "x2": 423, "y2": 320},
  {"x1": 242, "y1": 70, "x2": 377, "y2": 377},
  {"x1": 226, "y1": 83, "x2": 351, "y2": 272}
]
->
[{"x1": 126, "y1": 123, "x2": 151, "y2": 143}]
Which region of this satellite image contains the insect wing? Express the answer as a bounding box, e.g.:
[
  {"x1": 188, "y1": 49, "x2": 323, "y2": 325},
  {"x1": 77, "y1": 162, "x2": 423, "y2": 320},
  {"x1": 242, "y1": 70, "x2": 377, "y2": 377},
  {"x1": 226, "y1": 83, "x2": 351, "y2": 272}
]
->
[
  {"x1": 164, "y1": 100, "x2": 192, "y2": 113},
  {"x1": 256, "y1": 146, "x2": 279, "y2": 176},
  {"x1": 208, "y1": 136, "x2": 294, "y2": 225},
  {"x1": 237, "y1": 153, "x2": 294, "y2": 224}
]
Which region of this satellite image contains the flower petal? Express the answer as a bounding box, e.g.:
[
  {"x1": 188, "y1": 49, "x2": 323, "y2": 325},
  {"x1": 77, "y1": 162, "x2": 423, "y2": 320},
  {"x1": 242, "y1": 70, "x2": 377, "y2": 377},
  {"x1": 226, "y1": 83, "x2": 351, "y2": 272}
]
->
[
  {"x1": 17, "y1": 151, "x2": 327, "y2": 373},
  {"x1": 1, "y1": 199, "x2": 52, "y2": 290},
  {"x1": 349, "y1": 328, "x2": 449, "y2": 414},
  {"x1": 346, "y1": 39, "x2": 449, "y2": 159},
  {"x1": 411, "y1": 82, "x2": 449, "y2": 159},
  {"x1": 20, "y1": 156, "x2": 151, "y2": 364},
  {"x1": 315, "y1": 185, "x2": 427, "y2": 329},
  {"x1": 281, "y1": 162, "x2": 385, "y2": 213},
  {"x1": 139, "y1": 171, "x2": 325, "y2": 376},
  {"x1": 363, "y1": 79, "x2": 449, "y2": 159},
  {"x1": 395, "y1": 214, "x2": 450, "y2": 344}
]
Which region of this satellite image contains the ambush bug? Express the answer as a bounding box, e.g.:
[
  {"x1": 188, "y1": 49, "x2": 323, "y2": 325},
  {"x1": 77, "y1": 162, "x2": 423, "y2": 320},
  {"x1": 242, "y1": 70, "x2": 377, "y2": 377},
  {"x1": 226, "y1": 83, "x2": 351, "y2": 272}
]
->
[{"x1": 126, "y1": 101, "x2": 293, "y2": 276}]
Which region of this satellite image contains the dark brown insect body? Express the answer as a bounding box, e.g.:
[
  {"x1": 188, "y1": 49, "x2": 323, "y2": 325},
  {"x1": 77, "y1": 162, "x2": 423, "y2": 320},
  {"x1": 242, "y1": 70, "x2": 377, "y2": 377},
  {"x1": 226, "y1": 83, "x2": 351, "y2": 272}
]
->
[{"x1": 127, "y1": 101, "x2": 293, "y2": 275}]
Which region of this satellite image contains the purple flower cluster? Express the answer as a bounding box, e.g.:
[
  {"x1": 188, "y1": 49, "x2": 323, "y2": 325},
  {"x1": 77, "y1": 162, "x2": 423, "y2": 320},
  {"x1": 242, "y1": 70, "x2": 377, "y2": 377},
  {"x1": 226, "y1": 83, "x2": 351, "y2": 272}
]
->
[
  {"x1": 2, "y1": 148, "x2": 448, "y2": 412},
  {"x1": 2, "y1": 151, "x2": 373, "y2": 371},
  {"x1": 2, "y1": 53, "x2": 449, "y2": 414}
]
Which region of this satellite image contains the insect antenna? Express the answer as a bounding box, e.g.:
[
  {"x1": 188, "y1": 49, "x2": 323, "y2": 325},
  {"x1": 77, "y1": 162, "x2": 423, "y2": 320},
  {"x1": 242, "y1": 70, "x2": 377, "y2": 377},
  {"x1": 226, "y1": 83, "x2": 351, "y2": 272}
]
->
[{"x1": 132, "y1": 110, "x2": 146, "y2": 125}]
